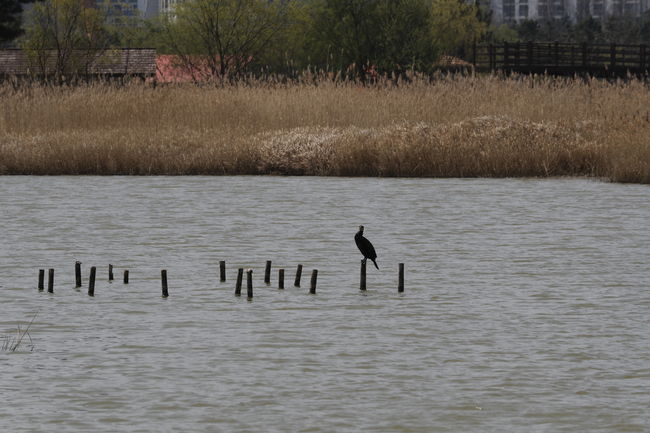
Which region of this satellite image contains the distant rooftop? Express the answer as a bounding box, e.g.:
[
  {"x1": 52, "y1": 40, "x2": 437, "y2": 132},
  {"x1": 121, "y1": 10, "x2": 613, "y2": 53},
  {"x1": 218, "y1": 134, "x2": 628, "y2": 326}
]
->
[{"x1": 0, "y1": 48, "x2": 156, "y2": 76}]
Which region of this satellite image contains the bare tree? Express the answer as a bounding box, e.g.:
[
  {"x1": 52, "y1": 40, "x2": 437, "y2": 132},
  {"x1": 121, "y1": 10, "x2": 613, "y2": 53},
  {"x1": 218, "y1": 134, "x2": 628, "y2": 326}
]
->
[
  {"x1": 161, "y1": 0, "x2": 288, "y2": 82},
  {"x1": 23, "y1": 0, "x2": 110, "y2": 80}
]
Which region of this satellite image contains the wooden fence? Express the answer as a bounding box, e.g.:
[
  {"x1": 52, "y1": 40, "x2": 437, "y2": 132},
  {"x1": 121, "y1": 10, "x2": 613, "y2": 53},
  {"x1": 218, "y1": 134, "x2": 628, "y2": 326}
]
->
[{"x1": 473, "y1": 42, "x2": 649, "y2": 76}]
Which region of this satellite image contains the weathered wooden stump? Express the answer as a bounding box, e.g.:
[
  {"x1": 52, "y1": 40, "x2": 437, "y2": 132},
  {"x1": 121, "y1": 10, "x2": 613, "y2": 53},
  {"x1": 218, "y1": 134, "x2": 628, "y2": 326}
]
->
[
  {"x1": 161, "y1": 270, "x2": 169, "y2": 298},
  {"x1": 246, "y1": 269, "x2": 253, "y2": 299},
  {"x1": 235, "y1": 268, "x2": 244, "y2": 296},
  {"x1": 88, "y1": 266, "x2": 96, "y2": 297},
  {"x1": 310, "y1": 269, "x2": 318, "y2": 294},
  {"x1": 294, "y1": 264, "x2": 303, "y2": 287},
  {"x1": 264, "y1": 261, "x2": 272, "y2": 285}
]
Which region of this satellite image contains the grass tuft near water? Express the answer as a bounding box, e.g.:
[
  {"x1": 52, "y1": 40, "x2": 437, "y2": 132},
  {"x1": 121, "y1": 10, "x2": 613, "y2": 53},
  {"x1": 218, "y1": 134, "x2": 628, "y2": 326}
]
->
[{"x1": 1, "y1": 75, "x2": 648, "y2": 183}]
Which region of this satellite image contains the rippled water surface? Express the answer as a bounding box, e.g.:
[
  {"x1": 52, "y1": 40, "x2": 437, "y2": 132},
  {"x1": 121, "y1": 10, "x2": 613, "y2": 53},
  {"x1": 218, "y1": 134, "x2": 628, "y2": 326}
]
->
[{"x1": 1, "y1": 176, "x2": 649, "y2": 433}]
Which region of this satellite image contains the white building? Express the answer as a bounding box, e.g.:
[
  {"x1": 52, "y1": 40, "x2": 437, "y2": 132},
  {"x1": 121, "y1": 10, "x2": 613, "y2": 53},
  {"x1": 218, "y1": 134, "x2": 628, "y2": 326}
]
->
[{"x1": 490, "y1": 0, "x2": 650, "y2": 23}]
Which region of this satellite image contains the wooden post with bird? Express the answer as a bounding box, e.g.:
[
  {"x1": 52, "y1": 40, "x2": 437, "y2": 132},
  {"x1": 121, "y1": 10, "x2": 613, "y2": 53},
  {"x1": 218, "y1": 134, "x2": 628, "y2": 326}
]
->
[
  {"x1": 355, "y1": 225, "x2": 378, "y2": 291},
  {"x1": 355, "y1": 225, "x2": 379, "y2": 269}
]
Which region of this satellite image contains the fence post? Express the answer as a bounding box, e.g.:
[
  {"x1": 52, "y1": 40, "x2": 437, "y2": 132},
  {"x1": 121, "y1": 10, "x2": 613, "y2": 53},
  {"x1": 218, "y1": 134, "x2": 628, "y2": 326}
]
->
[
  {"x1": 527, "y1": 41, "x2": 534, "y2": 72},
  {"x1": 472, "y1": 40, "x2": 477, "y2": 67},
  {"x1": 504, "y1": 41, "x2": 510, "y2": 71},
  {"x1": 554, "y1": 41, "x2": 560, "y2": 68},
  {"x1": 489, "y1": 44, "x2": 495, "y2": 70},
  {"x1": 640, "y1": 44, "x2": 646, "y2": 72},
  {"x1": 610, "y1": 43, "x2": 617, "y2": 71},
  {"x1": 515, "y1": 42, "x2": 520, "y2": 68}
]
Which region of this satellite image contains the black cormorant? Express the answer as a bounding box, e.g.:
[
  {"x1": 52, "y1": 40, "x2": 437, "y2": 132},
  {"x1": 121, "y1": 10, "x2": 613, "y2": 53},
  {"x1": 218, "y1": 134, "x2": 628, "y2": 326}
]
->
[{"x1": 355, "y1": 225, "x2": 379, "y2": 269}]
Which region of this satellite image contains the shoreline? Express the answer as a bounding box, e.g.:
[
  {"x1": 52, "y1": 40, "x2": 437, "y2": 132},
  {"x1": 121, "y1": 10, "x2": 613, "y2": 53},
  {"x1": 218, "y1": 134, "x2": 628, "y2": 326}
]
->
[{"x1": 1, "y1": 77, "x2": 648, "y2": 184}]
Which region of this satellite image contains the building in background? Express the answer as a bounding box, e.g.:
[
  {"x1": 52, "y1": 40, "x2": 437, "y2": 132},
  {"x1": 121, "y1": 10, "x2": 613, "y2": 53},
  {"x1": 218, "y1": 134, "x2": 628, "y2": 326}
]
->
[
  {"x1": 157, "y1": 0, "x2": 181, "y2": 15},
  {"x1": 100, "y1": 0, "x2": 140, "y2": 23},
  {"x1": 139, "y1": 0, "x2": 159, "y2": 19},
  {"x1": 490, "y1": 0, "x2": 650, "y2": 23},
  {"x1": 131, "y1": 0, "x2": 650, "y2": 24}
]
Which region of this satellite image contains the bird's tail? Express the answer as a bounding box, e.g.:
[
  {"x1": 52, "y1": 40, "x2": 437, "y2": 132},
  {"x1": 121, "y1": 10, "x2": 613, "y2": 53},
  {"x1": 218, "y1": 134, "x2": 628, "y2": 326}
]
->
[{"x1": 371, "y1": 259, "x2": 379, "y2": 270}]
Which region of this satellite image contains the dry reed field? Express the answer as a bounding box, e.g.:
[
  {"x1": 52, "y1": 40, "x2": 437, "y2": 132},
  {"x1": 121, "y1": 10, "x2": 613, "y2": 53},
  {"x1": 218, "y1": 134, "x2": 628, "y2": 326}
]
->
[{"x1": 0, "y1": 74, "x2": 648, "y2": 183}]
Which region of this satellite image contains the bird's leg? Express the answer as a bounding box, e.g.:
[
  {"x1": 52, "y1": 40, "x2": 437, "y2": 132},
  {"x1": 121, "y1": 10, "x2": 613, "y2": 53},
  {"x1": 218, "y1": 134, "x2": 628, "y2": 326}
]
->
[{"x1": 362, "y1": 258, "x2": 367, "y2": 265}]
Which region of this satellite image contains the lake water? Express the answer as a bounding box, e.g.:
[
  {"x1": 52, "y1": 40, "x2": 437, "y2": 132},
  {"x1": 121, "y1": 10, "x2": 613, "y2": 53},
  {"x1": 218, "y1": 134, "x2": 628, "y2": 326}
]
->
[{"x1": 1, "y1": 176, "x2": 649, "y2": 433}]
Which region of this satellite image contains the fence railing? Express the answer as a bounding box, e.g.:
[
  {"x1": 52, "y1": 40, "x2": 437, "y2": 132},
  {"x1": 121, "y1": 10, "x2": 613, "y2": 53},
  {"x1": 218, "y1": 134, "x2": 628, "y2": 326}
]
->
[{"x1": 473, "y1": 42, "x2": 649, "y2": 76}]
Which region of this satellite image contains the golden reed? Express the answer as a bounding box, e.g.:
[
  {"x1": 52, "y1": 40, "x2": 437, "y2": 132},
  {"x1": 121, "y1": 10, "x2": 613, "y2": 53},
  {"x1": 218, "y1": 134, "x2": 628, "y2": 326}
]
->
[{"x1": 0, "y1": 74, "x2": 648, "y2": 183}]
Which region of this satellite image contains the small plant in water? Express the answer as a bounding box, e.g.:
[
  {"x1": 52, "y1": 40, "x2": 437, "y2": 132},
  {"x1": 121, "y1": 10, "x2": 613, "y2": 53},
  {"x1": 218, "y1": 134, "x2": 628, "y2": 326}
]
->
[{"x1": 1, "y1": 313, "x2": 37, "y2": 352}]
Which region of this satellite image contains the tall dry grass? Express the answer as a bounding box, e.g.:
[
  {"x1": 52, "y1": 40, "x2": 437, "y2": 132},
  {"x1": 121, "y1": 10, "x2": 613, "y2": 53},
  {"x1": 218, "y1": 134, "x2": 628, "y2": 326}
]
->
[{"x1": 0, "y1": 74, "x2": 648, "y2": 183}]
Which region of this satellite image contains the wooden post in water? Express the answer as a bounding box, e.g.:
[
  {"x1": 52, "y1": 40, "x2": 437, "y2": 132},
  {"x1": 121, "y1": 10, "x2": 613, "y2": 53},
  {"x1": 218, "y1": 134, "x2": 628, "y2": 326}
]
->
[
  {"x1": 48, "y1": 269, "x2": 54, "y2": 293},
  {"x1": 294, "y1": 264, "x2": 303, "y2": 287},
  {"x1": 220, "y1": 261, "x2": 226, "y2": 282},
  {"x1": 123, "y1": 270, "x2": 129, "y2": 284},
  {"x1": 398, "y1": 263, "x2": 404, "y2": 293},
  {"x1": 264, "y1": 261, "x2": 272, "y2": 285},
  {"x1": 278, "y1": 269, "x2": 285, "y2": 289},
  {"x1": 246, "y1": 269, "x2": 253, "y2": 299},
  {"x1": 75, "y1": 261, "x2": 82, "y2": 288},
  {"x1": 38, "y1": 269, "x2": 44, "y2": 291},
  {"x1": 235, "y1": 268, "x2": 243, "y2": 296},
  {"x1": 161, "y1": 270, "x2": 169, "y2": 298},
  {"x1": 88, "y1": 266, "x2": 96, "y2": 296},
  {"x1": 310, "y1": 270, "x2": 318, "y2": 294},
  {"x1": 108, "y1": 264, "x2": 114, "y2": 282},
  {"x1": 360, "y1": 260, "x2": 366, "y2": 291}
]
